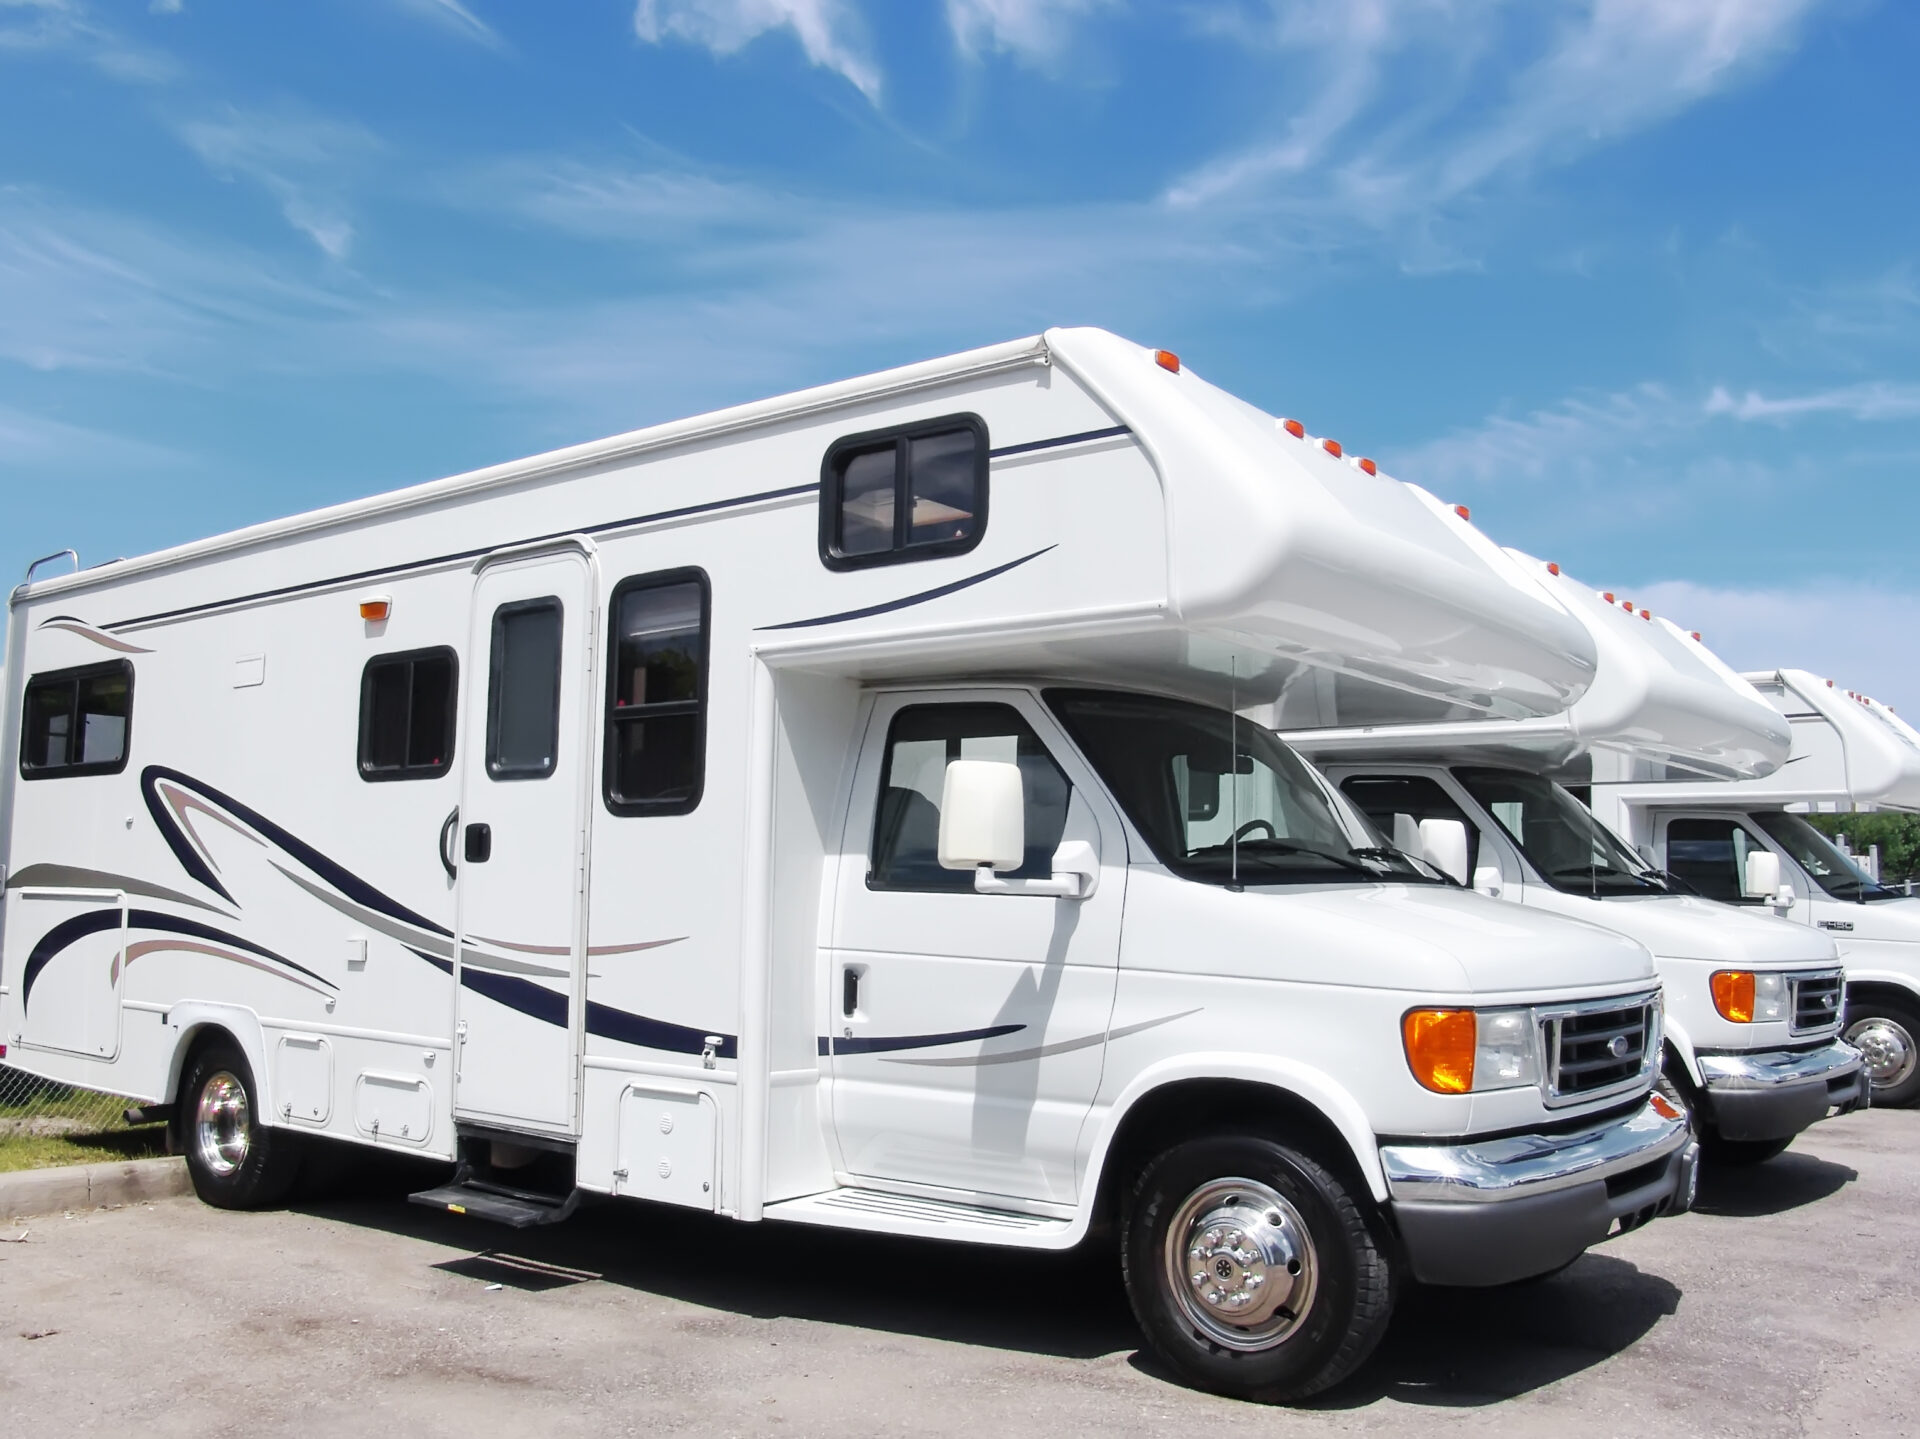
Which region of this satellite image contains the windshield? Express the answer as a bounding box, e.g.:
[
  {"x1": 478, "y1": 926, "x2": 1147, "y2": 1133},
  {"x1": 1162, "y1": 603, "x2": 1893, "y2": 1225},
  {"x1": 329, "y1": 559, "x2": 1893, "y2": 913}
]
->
[
  {"x1": 1046, "y1": 689, "x2": 1446, "y2": 887},
  {"x1": 1750, "y1": 810, "x2": 1901, "y2": 902},
  {"x1": 1454, "y1": 767, "x2": 1668, "y2": 896}
]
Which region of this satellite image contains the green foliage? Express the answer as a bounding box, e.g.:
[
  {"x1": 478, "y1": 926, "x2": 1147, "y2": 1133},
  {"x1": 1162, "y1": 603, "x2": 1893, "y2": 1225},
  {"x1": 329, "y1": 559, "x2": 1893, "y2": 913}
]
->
[{"x1": 1806, "y1": 812, "x2": 1920, "y2": 883}]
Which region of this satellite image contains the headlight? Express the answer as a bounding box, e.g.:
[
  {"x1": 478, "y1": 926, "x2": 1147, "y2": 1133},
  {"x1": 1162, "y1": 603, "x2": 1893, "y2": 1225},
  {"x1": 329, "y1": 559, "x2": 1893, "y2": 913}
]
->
[
  {"x1": 1402, "y1": 1007, "x2": 1541, "y2": 1094},
  {"x1": 1710, "y1": 970, "x2": 1787, "y2": 1024}
]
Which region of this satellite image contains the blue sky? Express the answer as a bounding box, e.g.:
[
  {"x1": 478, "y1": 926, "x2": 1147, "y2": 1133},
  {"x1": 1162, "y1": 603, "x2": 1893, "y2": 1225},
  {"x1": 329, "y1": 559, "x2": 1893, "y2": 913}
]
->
[{"x1": 3, "y1": 0, "x2": 1918, "y2": 707}]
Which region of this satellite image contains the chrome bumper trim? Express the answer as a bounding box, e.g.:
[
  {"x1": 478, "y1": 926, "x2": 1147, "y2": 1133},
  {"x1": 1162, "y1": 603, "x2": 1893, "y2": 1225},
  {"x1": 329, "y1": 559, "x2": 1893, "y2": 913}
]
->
[
  {"x1": 1698, "y1": 1040, "x2": 1864, "y2": 1093},
  {"x1": 1380, "y1": 1097, "x2": 1689, "y2": 1204}
]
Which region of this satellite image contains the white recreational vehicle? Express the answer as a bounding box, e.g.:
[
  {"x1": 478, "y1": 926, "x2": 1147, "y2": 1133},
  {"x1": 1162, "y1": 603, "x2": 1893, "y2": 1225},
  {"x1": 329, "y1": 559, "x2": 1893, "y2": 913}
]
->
[
  {"x1": 1595, "y1": 670, "x2": 1920, "y2": 1107},
  {"x1": 0, "y1": 329, "x2": 1694, "y2": 1402},
  {"x1": 1281, "y1": 547, "x2": 1864, "y2": 1166}
]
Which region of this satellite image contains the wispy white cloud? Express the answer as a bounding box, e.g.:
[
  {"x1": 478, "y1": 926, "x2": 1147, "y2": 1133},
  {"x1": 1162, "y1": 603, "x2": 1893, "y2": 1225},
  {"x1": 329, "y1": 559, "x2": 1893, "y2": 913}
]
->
[
  {"x1": 632, "y1": 0, "x2": 880, "y2": 101},
  {"x1": 0, "y1": 402, "x2": 190, "y2": 469},
  {"x1": 0, "y1": 0, "x2": 181, "y2": 83},
  {"x1": 387, "y1": 0, "x2": 502, "y2": 49},
  {"x1": 1705, "y1": 381, "x2": 1920, "y2": 424},
  {"x1": 173, "y1": 107, "x2": 381, "y2": 259},
  {"x1": 945, "y1": 0, "x2": 1116, "y2": 66}
]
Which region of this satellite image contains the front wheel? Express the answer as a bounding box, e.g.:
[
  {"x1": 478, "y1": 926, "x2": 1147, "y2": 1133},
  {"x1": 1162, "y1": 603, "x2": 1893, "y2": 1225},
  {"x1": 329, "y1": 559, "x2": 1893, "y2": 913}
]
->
[
  {"x1": 178, "y1": 1039, "x2": 303, "y2": 1209},
  {"x1": 1121, "y1": 1135, "x2": 1395, "y2": 1403},
  {"x1": 1846, "y1": 998, "x2": 1920, "y2": 1107}
]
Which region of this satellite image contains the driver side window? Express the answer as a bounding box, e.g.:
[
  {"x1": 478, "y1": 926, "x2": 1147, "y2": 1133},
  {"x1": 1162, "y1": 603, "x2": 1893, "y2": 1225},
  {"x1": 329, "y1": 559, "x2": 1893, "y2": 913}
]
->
[
  {"x1": 869, "y1": 703, "x2": 1071, "y2": 893},
  {"x1": 1665, "y1": 818, "x2": 1760, "y2": 904},
  {"x1": 1339, "y1": 774, "x2": 1483, "y2": 876}
]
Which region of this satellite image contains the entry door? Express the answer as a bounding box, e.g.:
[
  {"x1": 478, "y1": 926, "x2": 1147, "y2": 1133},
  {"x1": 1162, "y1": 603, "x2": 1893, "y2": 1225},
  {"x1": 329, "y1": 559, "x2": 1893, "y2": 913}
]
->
[
  {"x1": 827, "y1": 691, "x2": 1127, "y2": 1206},
  {"x1": 453, "y1": 547, "x2": 596, "y2": 1134}
]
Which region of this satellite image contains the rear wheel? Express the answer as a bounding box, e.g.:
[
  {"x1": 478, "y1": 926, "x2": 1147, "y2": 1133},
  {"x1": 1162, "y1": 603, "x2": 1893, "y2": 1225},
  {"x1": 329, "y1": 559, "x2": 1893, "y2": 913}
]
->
[
  {"x1": 1846, "y1": 997, "x2": 1920, "y2": 1107},
  {"x1": 1121, "y1": 1134, "x2": 1395, "y2": 1403},
  {"x1": 179, "y1": 1039, "x2": 303, "y2": 1209}
]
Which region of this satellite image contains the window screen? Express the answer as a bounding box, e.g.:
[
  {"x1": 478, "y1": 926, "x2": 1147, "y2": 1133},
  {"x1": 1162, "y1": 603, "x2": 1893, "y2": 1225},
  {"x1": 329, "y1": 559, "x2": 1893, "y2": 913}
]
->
[
  {"x1": 605, "y1": 570, "x2": 709, "y2": 816},
  {"x1": 485, "y1": 598, "x2": 563, "y2": 780},
  {"x1": 1666, "y1": 817, "x2": 1761, "y2": 904},
  {"x1": 357, "y1": 648, "x2": 457, "y2": 781},
  {"x1": 821, "y1": 414, "x2": 987, "y2": 571},
  {"x1": 19, "y1": 660, "x2": 133, "y2": 779},
  {"x1": 869, "y1": 703, "x2": 1070, "y2": 892}
]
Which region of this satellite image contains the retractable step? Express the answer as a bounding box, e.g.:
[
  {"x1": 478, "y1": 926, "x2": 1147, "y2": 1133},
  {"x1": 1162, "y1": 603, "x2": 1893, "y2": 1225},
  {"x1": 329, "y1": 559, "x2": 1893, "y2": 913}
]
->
[{"x1": 409, "y1": 1168, "x2": 584, "y2": 1229}]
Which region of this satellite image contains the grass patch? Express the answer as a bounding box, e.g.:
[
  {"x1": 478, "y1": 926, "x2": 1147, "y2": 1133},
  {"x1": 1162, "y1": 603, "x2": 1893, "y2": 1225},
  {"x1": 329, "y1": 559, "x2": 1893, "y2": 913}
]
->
[{"x1": 0, "y1": 1123, "x2": 168, "y2": 1173}]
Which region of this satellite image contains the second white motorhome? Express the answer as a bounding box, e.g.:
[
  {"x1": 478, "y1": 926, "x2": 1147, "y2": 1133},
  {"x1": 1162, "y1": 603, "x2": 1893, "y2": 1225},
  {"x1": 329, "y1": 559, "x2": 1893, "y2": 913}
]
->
[
  {"x1": 1596, "y1": 670, "x2": 1920, "y2": 1107},
  {"x1": 1, "y1": 330, "x2": 1693, "y2": 1402},
  {"x1": 1282, "y1": 546, "x2": 1864, "y2": 1166}
]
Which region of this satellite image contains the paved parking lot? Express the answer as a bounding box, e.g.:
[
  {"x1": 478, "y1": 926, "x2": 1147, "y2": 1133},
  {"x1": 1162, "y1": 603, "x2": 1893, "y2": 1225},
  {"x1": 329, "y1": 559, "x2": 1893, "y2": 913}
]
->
[{"x1": 3, "y1": 1107, "x2": 1916, "y2": 1438}]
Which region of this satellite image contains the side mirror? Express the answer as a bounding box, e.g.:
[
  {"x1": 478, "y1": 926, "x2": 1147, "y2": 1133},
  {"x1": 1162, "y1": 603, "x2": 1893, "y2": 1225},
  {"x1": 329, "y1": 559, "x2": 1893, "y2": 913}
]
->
[
  {"x1": 938, "y1": 760, "x2": 1026, "y2": 872},
  {"x1": 1742, "y1": 849, "x2": 1782, "y2": 901},
  {"x1": 1418, "y1": 818, "x2": 1470, "y2": 886},
  {"x1": 1773, "y1": 879, "x2": 1797, "y2": 913},
  {"x1": 1471, "y1": 863, "x2": 1505, "y2": 900}
]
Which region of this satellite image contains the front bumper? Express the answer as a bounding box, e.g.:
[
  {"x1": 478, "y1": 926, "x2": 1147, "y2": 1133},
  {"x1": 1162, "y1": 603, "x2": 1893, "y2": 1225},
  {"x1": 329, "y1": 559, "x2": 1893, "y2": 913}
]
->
[
  {"x1": 1380, "y1": 1096, "x2": 1696, "y2": 1288},
  {"x1": 1697, "y1": 1039, "x2": 1868, "y2": 1142}
]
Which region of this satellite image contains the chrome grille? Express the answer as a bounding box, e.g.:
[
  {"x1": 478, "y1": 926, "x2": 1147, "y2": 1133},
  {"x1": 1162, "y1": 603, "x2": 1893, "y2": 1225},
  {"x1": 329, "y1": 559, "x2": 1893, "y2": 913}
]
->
[
  {"x1": 1545, "y1": 999, "x2": 1655, "y2": 1103},
  {"x1": 1789, "y1": 972, "x2": 1844, "y2": 1035}
]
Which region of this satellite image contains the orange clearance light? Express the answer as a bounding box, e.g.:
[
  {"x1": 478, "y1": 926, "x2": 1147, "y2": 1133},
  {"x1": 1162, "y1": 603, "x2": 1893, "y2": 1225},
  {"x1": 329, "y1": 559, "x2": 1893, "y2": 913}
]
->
[
  {"x1": 1603, "y1": 592, "x2": 1615, "y2": 603},
  {"x1": 1402, "y1": 1009, "x2": 1476, "y2": 1094},
  {"x1": 1453, "y1": 504, "x2": 1471, "y2": 521},
  {"x1": 1547, "y1": 562, "x2": 1560, "y2": 576},
  {"x1": 1154, "y1": 349, "x2": 1181, "y2": 373},
  {"x1": 1827, "y1": 679, "x2": 1835, "y2": 687},
  {"x1": 1282, "y1": 418, "x2": 1305, "y2": 439},
  {"x1": 359, "y1": 597, "x2": 391, "y2": 622},
  {"x1": 1649, "y1": 1090, "x2": 1683, "y2": 1122},
  {"x1": 1692, "y1": 631, "x2": 1702, "y2": 641},
  {"x1": 1641, "y1": 609, "x2": 1651, "y2": 620},
  {"x1": 1710, "y1": 970, "x2": 1756, "y2": 1024},
  {"x1": 1358, "y1": 457, "x2": 1378, "y2": 475},
  {"x1": 1322, "y1": 438, "x2": 1343, "y2": 457}
]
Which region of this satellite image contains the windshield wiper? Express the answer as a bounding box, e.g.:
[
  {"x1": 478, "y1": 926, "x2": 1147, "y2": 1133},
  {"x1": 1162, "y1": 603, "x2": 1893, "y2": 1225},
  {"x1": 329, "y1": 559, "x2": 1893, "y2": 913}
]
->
[
  {"x1": 1548, "y1": 865, "x2": 1661, "y2": 890},
  {"x1": 1192, "y1": 839, "x2": 1372, "y2": 875},
  {"x1": 1345, "y1": 846, "x2": 1448, "y2": 882}
]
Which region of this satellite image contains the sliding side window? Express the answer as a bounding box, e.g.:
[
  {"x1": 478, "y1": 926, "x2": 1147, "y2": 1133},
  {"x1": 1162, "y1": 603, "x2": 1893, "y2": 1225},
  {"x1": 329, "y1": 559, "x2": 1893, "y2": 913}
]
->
[
  {"x1": 20, "y1": 660, "x2": 133, "y2": 779},
  {"x1": 605, "y1": 570, "x2": 709, "y2": 816},
  {"x1": 820, "y1": 413, "x2": 988, "y2": 571},
  {"x1": 358, "y1": 647, "x2": 457, "y2": 781}
]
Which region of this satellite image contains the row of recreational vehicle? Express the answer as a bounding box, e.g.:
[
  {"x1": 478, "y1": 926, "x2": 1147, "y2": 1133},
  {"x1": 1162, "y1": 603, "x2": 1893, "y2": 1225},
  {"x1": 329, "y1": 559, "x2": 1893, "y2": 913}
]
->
[{"x1": 0, "y1": 327, "x2": 1878, "y2": 1403}]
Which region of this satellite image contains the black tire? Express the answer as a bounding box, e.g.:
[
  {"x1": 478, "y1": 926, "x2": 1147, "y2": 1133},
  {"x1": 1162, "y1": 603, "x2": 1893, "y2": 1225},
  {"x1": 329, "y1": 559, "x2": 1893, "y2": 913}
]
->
[
  {"x1": 1697, "y1": 1133, "x2": 1791, "y2": 1167},
  {"x1": 1845, "y1": 995, "x2": 1920, "y2": 1108},
  {"x1": 1121, "y1": 1134, "x2": 1395, "y2": 1403},
  {"x1": 177, "y1": 1039, "x2": 303, "y2": 1209}
]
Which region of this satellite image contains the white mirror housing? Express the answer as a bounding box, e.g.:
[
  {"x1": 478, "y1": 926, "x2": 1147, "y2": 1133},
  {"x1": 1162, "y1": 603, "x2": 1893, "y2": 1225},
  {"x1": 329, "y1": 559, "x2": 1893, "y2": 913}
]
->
[
  {"x1": 1471, "y1": 863, "x2": 1505, "y2": 899},
  {"x1": 1418, "y1": 817, "x2": 1471, "y2": 886},
  {"x1": 938, "y1": 759, "x2": 1025, "y2": 872},
  {"x1": 1742, "y1": 849, "x2": 1782, "y2": 901}
]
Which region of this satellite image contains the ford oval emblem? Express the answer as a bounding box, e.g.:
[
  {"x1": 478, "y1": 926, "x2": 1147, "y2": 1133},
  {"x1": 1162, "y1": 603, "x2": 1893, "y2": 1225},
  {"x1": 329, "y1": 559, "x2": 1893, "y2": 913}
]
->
[{"x1": 1608, "y1": 1035, "x2": 1630, "y2": 1058}]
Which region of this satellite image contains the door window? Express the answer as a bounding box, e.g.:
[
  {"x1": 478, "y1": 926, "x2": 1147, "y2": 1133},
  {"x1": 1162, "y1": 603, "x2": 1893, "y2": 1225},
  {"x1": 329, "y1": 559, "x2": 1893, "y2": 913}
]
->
[
  {"x1": 1665, "y1": 817, "x2": 1760, "y2": 904},
  {"x1": 869, "y1": 703, "x2": 1070, "y2": 892},
  {"x1": 485, "y1": 598, "x2": 563, "y2": 780}
]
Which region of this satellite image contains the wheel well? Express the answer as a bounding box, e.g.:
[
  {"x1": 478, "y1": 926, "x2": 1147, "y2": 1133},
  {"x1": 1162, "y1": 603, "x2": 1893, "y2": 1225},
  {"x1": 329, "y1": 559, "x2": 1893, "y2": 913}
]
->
[
  {"x1": 166, "y1": 1024, "x2": 241, "y2": 1122},
  {"x1": 1844, "y1": 980, "x2": 1920, "y2": 1019},
  {"x1": 1090, "y1": 1079, "x2": 1368, "y2": 1234}
]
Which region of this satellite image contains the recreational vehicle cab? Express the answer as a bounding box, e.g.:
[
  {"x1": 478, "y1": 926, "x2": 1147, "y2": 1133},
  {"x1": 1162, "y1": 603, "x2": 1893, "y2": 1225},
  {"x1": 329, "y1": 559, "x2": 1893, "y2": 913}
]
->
[
  {"x1": 1596, "y1": 670, "x2": 1920, "y2": 1107},
  {"x1": 0, "y1": 329, "x2": 1693, "y2": 1402},
  {"x1": 1283, "y1": 548, "x2": 1864, "y2": 1166}
]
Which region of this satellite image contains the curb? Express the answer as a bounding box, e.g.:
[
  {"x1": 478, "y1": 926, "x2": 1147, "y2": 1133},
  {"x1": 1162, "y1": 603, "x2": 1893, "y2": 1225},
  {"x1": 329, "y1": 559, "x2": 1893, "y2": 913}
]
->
[{"x1": 1, "y1": 1156, "x2": 192, "y2": 1220}]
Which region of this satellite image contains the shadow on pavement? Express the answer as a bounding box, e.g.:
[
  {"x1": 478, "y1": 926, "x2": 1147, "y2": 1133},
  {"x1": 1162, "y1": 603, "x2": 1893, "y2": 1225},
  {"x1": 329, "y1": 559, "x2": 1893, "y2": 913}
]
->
[
  {"x1": 1693, "y1": 1150, "x2": 1856, "y2": 1219},
  {"x1": 291, "y1": 1140, "x2": 1679, "y2": 1400}
]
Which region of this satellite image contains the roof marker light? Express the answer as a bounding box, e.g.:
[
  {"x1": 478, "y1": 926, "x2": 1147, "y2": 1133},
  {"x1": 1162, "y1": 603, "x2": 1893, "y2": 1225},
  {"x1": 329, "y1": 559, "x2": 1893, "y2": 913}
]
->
[
  {"x1": 1603, "y1": 592, "x2": 1615, "y2": 603},
  {"x1": 1358, "y1": 457, "x2": 1378, "y2": 475},
  {"x1": 1322, "y1": 438, "x2": 1343, "y2": 457},
  {"x1": 1691, "y1": 631, "x2": 1702, "y2": 641},
  {"x1": 359, "y1": 596, "x2": 391, "y2": 622},
  {"x1": 1453, "y1": 505, "x2": 1470, "y2": 520},
  {"x1": 1282, "y1": 418, "x2": 1305, "y2": 439},
  {"x1": 1640, "y1": 609, "x2": 1651, "y2": 620},
  {"x1": 1154, "y1": 349, "x2": 1180, "y2": 373},
  {"x1": 1546, "y1": 563, "x2": 1560, "y2": 576}
]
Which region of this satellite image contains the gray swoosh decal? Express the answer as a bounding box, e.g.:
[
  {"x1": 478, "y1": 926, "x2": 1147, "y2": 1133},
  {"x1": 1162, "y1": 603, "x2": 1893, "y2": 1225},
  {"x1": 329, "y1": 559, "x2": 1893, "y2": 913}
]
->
[
  {"x1": 3, "y1": 863, "x2": 236, "y2": 918},
  {"x1": 37, "y1": 616, "x2": 154, "y2": 654},
  {"x1": 880, "y1": 1008, "x2": 1201, "y2": 1068}
]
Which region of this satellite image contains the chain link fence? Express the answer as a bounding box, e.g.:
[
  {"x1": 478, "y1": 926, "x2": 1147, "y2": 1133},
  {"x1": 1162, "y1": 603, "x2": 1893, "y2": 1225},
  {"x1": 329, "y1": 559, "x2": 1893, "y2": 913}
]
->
[{"x1": 0, "y1": 1063, "x2": 164, "y2": 1170}]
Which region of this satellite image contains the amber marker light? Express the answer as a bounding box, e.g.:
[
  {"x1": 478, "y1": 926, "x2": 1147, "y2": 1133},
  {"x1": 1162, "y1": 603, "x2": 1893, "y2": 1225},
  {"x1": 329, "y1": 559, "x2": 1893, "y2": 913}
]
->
[
  {"x1": 1711, "y1": 970, "x2": 1756, "y2": 1023},
  {"x1": 1649, "y1": 1090, "x2": 1683, "y2": 1122},
  {"x1": 1358, "y1": 457, "x2": 1378, "y2": 475},
  {"x1": 1547, "y1": 562, "x2": 1560, "y2": 575},
  {"x1": 359, "y1": 597, "x2": 392, "y2": 622},
  {"x1": 1402, "y1": 1009, "x2": 1476, "y2": 1094},
  {"x1": 1322, "y1": 438, "x2": 1343, "y2": 457},
  {"x1": 1282, "y1": 418, "x2": 1305, "y2": 438},
  {"x1": 1453, "y1": 504, "x2": 1471, "y2": 521},
  {"x1": 1154, "y1": 349, "x2": 1181, "y2": 373}
]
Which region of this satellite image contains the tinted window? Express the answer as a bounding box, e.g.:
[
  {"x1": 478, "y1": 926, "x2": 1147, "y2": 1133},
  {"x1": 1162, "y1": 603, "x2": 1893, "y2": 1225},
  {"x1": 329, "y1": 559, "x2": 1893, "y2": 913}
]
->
[
  {"x1": 358, "y1": 648, "x2": 457, "y2": 781},
  {"x1": 1340, "y1": 774, "x2": 1481, "y2": 875},
  {"x1": 605, "y1": 571, "x2": 709, "y2": 816},
  {"x1": 870, "y1": 704, "x2": 1069, "y2": 892},
  {"x1": 1666, "y1": 817, "x2": 1762, "y2": 904},
  {"x1": 486, "y1": 599, "x2": 562, "y2": 779},
  {"x1": 20, "y1": 661, "x2": 132, "y2": 778},
  {"x1": 1455, "y1": 767, "x2": 1667, "y2": 896},
  {"x1": 821, "y1": 414, "x2": 987, "y2": 570}
]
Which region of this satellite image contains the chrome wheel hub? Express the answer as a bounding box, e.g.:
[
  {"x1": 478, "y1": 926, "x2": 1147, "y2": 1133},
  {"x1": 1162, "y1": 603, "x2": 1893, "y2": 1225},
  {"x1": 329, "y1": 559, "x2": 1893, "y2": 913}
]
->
[
  {"x1": 1847, "y1": 1017, "x2": 1917, "y2": 1091},
  {"x1": 1165, "y1": 1178, "x2": 1317, "y2": 1352},
  {"x1": 195, "y1": 1071, "x2": 251, "y2": 1177}
]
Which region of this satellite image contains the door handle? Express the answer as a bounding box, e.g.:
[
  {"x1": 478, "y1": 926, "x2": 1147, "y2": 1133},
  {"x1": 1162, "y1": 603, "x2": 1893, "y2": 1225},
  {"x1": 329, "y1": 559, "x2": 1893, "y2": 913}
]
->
[
  {"x1": 463, "y1": 823, "x2": 492, "y2": 864},
  {"x1": 842, "y1": 966, "x2": 860, "y2": 1018},
  {"x1": 439, "y1": 808, "x2": 460, "y2": 882}
]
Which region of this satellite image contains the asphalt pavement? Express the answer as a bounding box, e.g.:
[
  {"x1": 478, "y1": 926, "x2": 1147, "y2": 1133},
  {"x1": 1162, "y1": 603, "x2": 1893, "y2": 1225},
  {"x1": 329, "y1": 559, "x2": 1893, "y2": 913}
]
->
[{"x1": 3, "y1": 1107, "x2": 1915, "y2": 1438}]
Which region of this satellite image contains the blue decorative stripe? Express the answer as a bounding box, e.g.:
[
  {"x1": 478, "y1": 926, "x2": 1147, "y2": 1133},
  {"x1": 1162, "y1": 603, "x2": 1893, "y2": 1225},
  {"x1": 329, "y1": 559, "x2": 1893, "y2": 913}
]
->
[
  {"x1": 23, "y1": 907, "x2": 332, "y2": 1013},
  {"x1": 819, "y1": 1023, "x2": 1026, "y2": 1057},
  {"x1": 988, "y1": 424, "x2": 1130, "y2": 458},
  {"x1": 756, "y1": 546, "x2": 1056, "y2": 632}
]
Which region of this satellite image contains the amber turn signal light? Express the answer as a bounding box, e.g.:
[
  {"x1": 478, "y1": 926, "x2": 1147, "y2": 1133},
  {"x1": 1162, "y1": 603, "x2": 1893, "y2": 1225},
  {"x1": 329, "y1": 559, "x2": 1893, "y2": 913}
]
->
[
  {"x1": 1649, "y1": 1090, "x2": 1683, "y2": 1122},
  {"x1": 1403, "y1": 1009, "x2": 1476, "y2": 1094},
  {"x1": 1154, "y1": 349, "x2": 1180, "y2": 373},
  {"x1": 1711, "y1": 970, "x2": 1756, "y2": 1023}
]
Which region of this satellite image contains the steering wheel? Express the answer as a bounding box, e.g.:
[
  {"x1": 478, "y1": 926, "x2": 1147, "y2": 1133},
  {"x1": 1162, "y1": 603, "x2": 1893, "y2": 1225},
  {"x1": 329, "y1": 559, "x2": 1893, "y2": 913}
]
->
[{"x1": 1230, "y1": 818, "x2": 1277, "y2": 843}]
